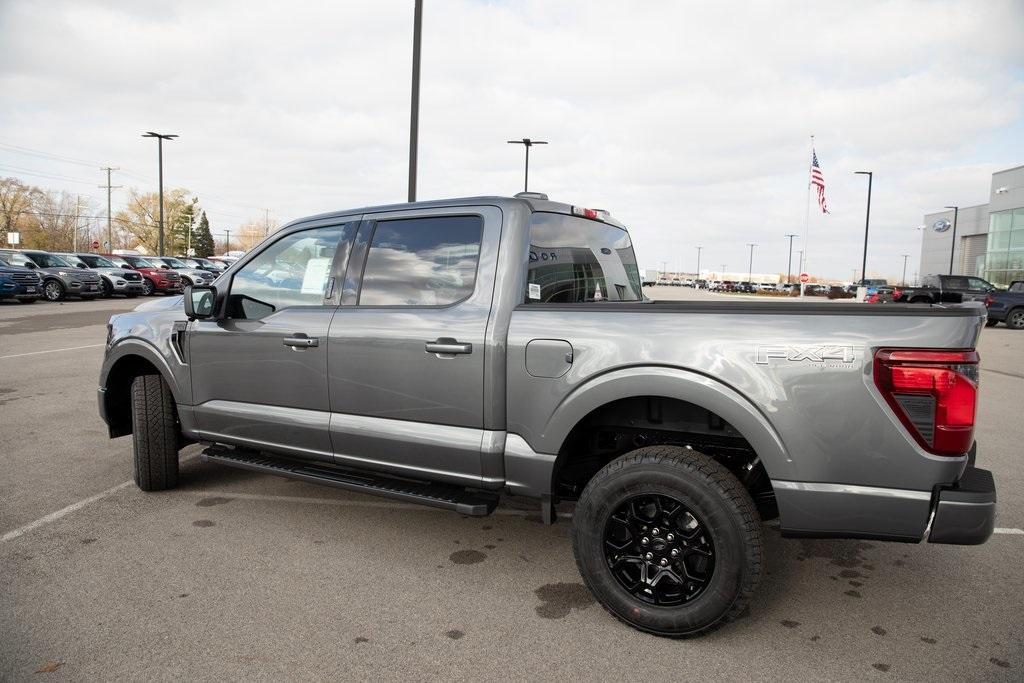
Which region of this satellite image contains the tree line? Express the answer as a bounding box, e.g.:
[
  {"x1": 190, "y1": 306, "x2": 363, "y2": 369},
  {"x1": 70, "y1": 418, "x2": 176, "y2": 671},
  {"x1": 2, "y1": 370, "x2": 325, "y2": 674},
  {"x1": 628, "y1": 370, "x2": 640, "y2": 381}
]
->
[{"x1": 0, "y1": 176, "x2": 258, "y2": 257}]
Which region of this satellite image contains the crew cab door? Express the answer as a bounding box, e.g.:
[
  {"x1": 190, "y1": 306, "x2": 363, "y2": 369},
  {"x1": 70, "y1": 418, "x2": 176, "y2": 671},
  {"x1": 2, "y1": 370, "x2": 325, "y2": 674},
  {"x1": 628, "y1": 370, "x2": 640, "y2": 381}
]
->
[
  {"x1": 326, "y1": 206, "x2": 502, "y2": 486},
  {"x1": 188, "y1": 220, "x2": 358, "y2": 460}
]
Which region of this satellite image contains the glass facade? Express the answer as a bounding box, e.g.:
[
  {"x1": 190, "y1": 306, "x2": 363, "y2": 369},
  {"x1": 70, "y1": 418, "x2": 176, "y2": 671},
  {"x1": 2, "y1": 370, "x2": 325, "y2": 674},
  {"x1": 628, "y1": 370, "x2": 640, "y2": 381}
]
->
[{"x1": 983, "y1": 208, "x2": 1024, "y2": 286}]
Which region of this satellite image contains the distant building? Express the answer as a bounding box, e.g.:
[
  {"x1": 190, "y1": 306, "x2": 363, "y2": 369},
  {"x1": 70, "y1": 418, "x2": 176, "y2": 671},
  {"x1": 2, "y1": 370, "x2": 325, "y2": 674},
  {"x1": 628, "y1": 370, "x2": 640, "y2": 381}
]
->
[{"x1": 920, "y1": 164, "x2": 1024, "y2": 286}]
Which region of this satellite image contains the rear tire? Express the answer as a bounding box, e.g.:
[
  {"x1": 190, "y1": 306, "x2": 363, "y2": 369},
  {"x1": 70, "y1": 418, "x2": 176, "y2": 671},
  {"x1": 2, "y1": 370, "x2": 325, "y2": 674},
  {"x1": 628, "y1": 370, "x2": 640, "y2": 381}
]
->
[
  {"x1": 573, "y1": 446, "x2": 763, "y2": 638},
  {"x1": 1007, "y1": 308, "x2": 1024, "y2": 330},
  {"x1": 130, "y1": 374, "x2": 179, "y2": 491}
]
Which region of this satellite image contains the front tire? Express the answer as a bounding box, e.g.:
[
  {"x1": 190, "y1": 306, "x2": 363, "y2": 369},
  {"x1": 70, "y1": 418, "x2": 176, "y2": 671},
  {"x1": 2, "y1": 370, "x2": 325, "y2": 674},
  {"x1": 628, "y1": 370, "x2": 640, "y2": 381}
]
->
[
  {"x1": 101, "y1": 278, "x2": 114, "y2": 297},
  {"x1": 43, "y1": 280, "x2": 65, "y2": 301},
  {"x1": 142, "y1": 278, "x2": 155, "y2": 296},
  {"x1": 573, "y1": 446, "x2": 763, "y2": 638},
  {"x1": 985, "y1": 319, "x2": 999, "y2": 328},
  {"x1": 130, "y1": 374, "x2": 179, "y2": 491}
]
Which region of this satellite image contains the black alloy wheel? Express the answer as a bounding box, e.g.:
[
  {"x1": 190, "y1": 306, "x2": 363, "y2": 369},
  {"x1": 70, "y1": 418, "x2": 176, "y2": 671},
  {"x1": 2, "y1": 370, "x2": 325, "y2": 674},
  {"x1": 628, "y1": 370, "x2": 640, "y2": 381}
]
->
[{"x1": 604, "y1": 494, "x2": 715, "y2": 606}]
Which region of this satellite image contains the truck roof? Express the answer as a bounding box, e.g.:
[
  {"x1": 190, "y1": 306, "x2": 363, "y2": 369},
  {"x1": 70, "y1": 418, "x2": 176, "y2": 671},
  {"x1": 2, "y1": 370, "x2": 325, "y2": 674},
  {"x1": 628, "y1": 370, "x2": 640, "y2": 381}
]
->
[{"x1": 287, "y1": 194, "x2": 627, "y2": 231}]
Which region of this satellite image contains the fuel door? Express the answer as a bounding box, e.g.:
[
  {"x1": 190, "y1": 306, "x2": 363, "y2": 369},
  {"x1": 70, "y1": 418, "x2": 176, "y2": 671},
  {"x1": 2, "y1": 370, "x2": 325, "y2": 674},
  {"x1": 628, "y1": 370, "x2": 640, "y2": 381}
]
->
[{"x1": 526, "y1": 339, "x2": 573, "y2": 378}]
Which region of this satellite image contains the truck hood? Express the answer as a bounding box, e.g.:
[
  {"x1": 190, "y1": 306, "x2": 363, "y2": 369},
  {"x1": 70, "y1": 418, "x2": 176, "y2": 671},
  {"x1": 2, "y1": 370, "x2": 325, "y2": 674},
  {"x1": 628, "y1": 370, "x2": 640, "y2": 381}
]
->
[{"x1": 134, "y1": 294, "x2": 184, "y2": 312}]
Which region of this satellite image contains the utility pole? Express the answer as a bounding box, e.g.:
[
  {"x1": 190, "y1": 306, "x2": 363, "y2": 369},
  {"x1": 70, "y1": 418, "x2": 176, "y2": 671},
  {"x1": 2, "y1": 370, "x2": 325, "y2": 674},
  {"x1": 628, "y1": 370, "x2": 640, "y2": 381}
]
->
[
  {"x1": 73, "y1": 195, "x2": 81, "y2": 252},
  {"x1": 852, "y1": 268, "x2": 858, "y2": 283},
  {"x1": 142, "y1": 132, "x2": 178, "y2": 256},
  {"x1": 407, "y1": 0, "x2": 423, "y2": 203},
  {"x1": 507, "y1": 138, "x2": 548, "y2": 192},
  {"x1": 746, "y1": 243, "x2": 757, "y2": 284},
  {"x1": 945, "y1": 206, "x2": 959, "y2": 274},
  {"x1": 797, "y1": 249, "x2": 804, "y2": 277},
  {"x1": 224, "y1": 229, "x2": 231, "y2": 255},
  {"x1": 854, "y1": 170, "x2": 873, "y2": 285},
  {"x1": 263, "y1": 208, "x2": 271, "y2": 238},
  {"x1": 900, "y1": 254, "x2": 909, "y2": 287},
  {"x1": 99, "y1": 167, "x2": 121, "y2": 251},
  {"x1": 784, "y1": 233, "x2": 799, "y2": 284},
  {"x1": 695, "y1": 245, "x2": 702, "y2": 278}
]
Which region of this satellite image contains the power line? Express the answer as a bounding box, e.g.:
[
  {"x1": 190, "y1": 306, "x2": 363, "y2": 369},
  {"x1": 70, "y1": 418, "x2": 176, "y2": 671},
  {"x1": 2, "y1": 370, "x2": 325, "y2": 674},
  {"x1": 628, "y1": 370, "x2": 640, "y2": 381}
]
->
[{"x1": 0, "y1": 140, "x2": 102, "y2": 167}]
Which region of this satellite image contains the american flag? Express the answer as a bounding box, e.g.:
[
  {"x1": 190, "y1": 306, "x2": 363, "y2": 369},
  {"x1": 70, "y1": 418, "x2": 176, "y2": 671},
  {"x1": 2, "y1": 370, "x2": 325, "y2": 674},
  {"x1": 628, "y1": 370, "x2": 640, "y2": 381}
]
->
[{"x1": 810, "y1": 150, "x2": 828, "y2": 213}]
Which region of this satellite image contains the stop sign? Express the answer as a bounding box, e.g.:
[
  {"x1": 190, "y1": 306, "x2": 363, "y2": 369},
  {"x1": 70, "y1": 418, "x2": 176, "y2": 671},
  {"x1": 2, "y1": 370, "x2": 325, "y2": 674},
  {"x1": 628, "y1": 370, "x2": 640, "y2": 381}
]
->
[
  {"x1": 91, "y1": 240, "x2": 100, "y2": 249},
  {"x1": 799, "y1": 273, "x2": 809, "y2": 283}
]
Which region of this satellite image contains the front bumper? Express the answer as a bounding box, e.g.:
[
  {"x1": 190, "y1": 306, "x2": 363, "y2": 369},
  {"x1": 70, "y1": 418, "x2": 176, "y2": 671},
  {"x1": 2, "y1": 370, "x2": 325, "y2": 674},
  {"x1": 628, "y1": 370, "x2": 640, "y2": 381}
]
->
[
  {"x1": 1, "y1": 282, "x2": 41, "y2": 299},
  {"x1": 154, "y1": 280, "x2": 183, "y2": 292},
  {"x1": 928, "y1": 466, "x2": 996, "y2": 545},
  {"x1": 64, "y1": 279, "x2": 102, "y2": 296}
]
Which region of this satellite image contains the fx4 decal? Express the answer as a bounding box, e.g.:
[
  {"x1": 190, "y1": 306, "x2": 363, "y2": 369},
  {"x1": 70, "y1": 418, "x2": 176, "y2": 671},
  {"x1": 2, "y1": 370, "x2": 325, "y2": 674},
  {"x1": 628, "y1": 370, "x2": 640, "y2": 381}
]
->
[{"x1": 755, "y1": 344, "x2": 857, "y2": 365}]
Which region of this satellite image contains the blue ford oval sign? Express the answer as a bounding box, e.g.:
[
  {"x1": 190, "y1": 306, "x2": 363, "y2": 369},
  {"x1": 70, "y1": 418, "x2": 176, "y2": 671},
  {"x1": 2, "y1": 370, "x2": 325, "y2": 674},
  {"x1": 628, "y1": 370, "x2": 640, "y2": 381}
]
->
[{"x1": 933, "y1": 218, "x2": 951, "y2": 233}]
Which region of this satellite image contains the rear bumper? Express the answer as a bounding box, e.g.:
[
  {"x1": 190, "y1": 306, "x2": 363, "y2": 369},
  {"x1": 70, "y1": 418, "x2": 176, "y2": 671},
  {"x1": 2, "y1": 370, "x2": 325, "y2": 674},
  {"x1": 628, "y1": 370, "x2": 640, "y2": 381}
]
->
[{"x1": 928, "y1": 466, "x2": 996, "y2": 545}]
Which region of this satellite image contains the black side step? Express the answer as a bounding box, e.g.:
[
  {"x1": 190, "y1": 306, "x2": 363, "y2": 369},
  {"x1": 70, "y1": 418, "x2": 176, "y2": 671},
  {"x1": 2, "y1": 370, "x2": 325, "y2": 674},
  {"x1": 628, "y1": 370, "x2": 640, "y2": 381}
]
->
[{"x1": 200, "y1": 446, "x2": 499, "y2": 517}]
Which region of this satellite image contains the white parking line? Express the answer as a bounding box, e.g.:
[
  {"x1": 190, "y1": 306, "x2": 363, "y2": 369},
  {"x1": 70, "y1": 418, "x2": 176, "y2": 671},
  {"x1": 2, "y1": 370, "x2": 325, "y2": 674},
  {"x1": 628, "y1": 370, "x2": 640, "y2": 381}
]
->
[
  {"x1": 1, "y1": 480, "x2": 133, "y2": 543},
  {"x1": 994, "y1": 527, "x2": 1024, "y2": 535},
  {"x1": 0, "y1": 343, "x2": 105, "y2": 360}
]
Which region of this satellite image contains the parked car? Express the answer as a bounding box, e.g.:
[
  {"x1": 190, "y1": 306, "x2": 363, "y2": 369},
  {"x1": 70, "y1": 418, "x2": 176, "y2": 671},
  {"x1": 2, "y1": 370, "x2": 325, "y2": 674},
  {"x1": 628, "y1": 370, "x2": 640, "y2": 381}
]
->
[
  {"x1": 148, "y1": 256, "x2": 217, "y2": 288},
  {"x1": 99, "y1": 193, "x2": 994, "y2": 638},
  {"x1": 175, "y1": 257, "x2": 226, "y2": 273},
  {"x1": 894, "y1": 274, "x2": 995, "y2": 305},
  {"x1": 0, "y1": 249, "x2": 102, "y2": 301},
  {"x1": 0, "y1": 253, "x2": 43, "y2": 303},
  {"x1": 985, "y1": 280, "x2": 1024, "y2": 329},
  {"x1": 100, "y1": 253, "x2": 183, "y2": 296},
  {"x1": 56, "y1": 252, "x2": 146, "y2": 298}
]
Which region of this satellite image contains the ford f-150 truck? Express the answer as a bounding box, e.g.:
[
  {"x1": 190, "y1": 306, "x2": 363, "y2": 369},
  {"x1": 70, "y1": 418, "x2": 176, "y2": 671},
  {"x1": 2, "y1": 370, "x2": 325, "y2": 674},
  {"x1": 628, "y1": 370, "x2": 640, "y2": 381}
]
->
[
  {"x1": 894, "y1": 274, "x2": 996, "y2": 305},
  {"x1": 98, "y1": 194, "x2": 996, "y2": 637}
]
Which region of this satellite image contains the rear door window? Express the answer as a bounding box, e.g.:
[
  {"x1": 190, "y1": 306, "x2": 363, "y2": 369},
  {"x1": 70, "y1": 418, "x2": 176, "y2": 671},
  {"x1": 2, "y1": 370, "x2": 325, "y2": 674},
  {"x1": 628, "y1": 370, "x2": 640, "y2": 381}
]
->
[{"x1": 357, "y1": 215, "x2": 483, "y2": 306}]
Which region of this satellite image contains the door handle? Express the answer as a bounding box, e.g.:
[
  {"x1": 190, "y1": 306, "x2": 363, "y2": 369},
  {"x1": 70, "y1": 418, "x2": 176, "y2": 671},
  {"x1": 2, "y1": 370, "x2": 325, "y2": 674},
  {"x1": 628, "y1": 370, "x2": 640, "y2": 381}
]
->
[
  {"x1": 283, "y1": 335, "x2": 319, "y2": 348},
  {"x1": 425, "y1": 338, "x2": 472, "y2": 355}
]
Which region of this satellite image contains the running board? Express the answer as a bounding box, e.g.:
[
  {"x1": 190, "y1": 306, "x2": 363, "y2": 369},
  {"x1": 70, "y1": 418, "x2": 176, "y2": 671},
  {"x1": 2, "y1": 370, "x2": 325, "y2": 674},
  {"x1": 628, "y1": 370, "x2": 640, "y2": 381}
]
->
[{"x1": 200, "y1": 446, "x2": 499, "y2": 517}]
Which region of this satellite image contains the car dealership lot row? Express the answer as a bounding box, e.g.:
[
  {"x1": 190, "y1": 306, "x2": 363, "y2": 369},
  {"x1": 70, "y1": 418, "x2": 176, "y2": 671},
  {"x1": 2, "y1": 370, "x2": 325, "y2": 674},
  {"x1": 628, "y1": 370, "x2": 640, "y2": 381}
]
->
[{"x1": 1, "y1": 291, "x2": 1021, "y2": 680}]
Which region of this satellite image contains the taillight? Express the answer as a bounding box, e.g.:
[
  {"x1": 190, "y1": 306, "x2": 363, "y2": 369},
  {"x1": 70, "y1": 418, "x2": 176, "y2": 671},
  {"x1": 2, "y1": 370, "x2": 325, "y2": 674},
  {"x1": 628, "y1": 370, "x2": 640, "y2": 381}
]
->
[
  {"x1": 874, "y1": 349, "x2": 979, "y2": 456},
  {"x1": 984, "y1": 294, "x2": 993, "y2": 307}
]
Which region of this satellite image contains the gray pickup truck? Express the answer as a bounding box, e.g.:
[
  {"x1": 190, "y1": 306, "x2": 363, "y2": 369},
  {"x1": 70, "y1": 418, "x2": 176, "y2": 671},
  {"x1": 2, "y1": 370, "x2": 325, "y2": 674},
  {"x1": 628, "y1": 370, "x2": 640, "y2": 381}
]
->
[{"x1": 98, "y1": 194, "x2": 996, "y2": 637}]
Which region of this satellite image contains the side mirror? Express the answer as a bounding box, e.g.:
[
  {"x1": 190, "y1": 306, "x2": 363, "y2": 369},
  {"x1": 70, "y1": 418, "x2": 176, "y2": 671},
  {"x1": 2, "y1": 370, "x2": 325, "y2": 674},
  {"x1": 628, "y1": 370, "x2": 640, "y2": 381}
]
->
[
  {"x1": 76, "y1": 263, "x2": 87, "y2": 269},
  {"x1": 160, "y1": 264, "x2": 170, "y2": 269},
  {"x1": 184, "y1": 285, "x2": 216, "y2": 320},
  {"x1": 122, "y1": 264, "x2": 132, "y2": 269},
  {"x1": 24, "y1": 261, "x2": 37, "y2": 269}
]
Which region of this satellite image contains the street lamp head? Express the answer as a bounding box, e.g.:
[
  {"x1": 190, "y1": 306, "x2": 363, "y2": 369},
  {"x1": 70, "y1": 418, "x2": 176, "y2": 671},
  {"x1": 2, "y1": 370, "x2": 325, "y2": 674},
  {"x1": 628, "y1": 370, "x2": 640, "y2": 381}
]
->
[
  {"x1": 507, "y1": 138, "x2": 547, "y2": 147},
  {"x1": 142, "y1": 132, "x2": 178, "y2": 140},
  {"x1": 854, "y1": 171, "x2": 872, "y2": 176},
  {"x1": 944, "y1": 205, "x2": 958, "y2": 210}
]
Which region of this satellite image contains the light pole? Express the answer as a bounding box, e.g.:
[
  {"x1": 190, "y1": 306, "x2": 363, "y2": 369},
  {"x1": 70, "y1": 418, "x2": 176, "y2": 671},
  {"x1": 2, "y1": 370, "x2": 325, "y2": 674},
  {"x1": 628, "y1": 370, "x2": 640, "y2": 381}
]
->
[
  {"x1": 407, "y1": 0, "x2": 423, "y2": 202},
  {"x1": 99, "y1": 167, "x2": 120, "y2": 251},
  {"x1": 854, "y1": 170, "x2": 873, "y2": 284},
  {"x1": 695, "y1": 246, "x2": 702, "y2": 278},
  {"x1": 142, "y1": 132, "x2": 178, "y2": 256},
  {"x1": 507, "y1": 139, "x2": 548, "y2": 192},
  {"x1": 945, "y1": 206, "x2": 959, "y2": 274},
  {"x1": 900, "y1": 254, "x2": 909, "y2": 287},
  {"x1": 797, "y1": 249, "x2": 803, "y2": 277},
  {"x1": 784, "y1": 233, "x2": 798, "y2": 284},
  {"x1": 746, "y1": 243, "x2": 757, "y2": 284}
]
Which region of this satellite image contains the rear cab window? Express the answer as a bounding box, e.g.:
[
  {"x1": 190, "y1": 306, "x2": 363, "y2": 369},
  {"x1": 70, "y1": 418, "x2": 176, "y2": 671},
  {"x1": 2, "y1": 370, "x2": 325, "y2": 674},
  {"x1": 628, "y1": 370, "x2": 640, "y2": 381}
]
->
[{"x1": 525, "y1": 212, "x2": 642, "y2": 303}]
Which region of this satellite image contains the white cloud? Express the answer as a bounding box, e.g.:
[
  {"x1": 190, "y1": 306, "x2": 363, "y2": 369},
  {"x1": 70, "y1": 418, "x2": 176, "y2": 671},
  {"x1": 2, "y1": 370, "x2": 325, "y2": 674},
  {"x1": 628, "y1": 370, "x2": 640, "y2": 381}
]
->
[{"x1": 1, "y1": 0, "x2": 1022, "y2": 280}]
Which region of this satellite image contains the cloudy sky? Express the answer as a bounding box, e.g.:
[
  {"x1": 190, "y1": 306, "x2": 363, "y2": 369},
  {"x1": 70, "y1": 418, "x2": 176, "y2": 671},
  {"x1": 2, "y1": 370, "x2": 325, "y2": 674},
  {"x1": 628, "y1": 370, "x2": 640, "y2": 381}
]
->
[{"x1": 2, "y1": 0, "x2": 1022, "y2": 280}]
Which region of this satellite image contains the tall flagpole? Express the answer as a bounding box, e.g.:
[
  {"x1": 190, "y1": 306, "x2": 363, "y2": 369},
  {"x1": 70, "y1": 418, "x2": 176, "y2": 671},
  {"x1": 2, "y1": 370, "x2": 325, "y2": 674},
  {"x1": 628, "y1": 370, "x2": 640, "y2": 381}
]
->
[{"x1": 800, "y1": 134, "x2": 813, "y2": 297}]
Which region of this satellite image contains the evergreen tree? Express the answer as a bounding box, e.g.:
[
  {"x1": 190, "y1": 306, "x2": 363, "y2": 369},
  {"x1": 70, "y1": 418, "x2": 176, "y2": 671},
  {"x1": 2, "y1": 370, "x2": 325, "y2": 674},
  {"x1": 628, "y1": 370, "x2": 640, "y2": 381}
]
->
[{"x1": 193, "y1": 210, "x2": 215, "y2": 257}]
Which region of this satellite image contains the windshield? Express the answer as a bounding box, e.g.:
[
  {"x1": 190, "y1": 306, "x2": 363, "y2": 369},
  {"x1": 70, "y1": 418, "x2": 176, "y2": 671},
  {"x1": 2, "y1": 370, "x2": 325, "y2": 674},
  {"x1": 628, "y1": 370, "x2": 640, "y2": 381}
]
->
[
  {"x1": 161, "y1": 257, "x2": 187, "y2": 268},
  {"x1": 122, "y1": 255, "x2": 155, "y2": 268},
  {"x1": 59, "y1": 254, "x2": 87, "y2": 267},
  {"x1": 27, "y1": 252, "x2": 72, "y2": 268},
  {"x1": 79, "y1": 254, "x2": 116, "y2": 268},
  {"x1": 526, "y1": 212, "x2": 642, "y2": 303}
]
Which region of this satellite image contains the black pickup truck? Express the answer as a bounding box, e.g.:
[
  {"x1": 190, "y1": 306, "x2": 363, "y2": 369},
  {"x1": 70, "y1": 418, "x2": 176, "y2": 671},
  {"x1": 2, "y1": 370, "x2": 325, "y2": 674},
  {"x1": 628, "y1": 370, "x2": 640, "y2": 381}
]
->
[
  {"x1": 894, "y1": 274, "x2": 995, "y2": 305},
  {"x1": 986, "y1": 280, "x2": 1024, "y2": 329}
]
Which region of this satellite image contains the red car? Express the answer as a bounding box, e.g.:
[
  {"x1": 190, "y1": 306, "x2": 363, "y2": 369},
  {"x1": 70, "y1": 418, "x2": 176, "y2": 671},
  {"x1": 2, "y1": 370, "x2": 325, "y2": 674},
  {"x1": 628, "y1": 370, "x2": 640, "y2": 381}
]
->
[{"x1": 101, "y1": 253, "x2": 183, "y2": 296}]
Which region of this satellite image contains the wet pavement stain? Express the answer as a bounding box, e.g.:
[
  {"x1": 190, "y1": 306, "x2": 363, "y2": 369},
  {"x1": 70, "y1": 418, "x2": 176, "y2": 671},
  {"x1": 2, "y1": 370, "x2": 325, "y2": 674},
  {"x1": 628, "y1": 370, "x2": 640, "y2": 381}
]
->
[
  {"x1": 80, "y1": 538, "x2": 97, "y2": 545},
  {"x1": 990, "y1": 658, "x2": 1011, "y2": 669},
  {"x1": 799, "y1": 539, "x2": 875, "y2": 568},
  {"x1": 871, "y1": 626, "x2": 887, "y2": 636},
  {"x1": 810, "y1": 635, "x2": 820, "y2": 642},
  {"x1": 780, "y1": 620, "x2": 800, "y2": 628},
  {"x1": 844, "y1": 590, "x2": 861, "y2": 598},
  {"x1": 192, "y1": 520, "x2": 215, "y2": 528},
  {"x1": 534, "y1": 583, "x2": 595, "y2": 619},
  {"x1": 354, "y1": 637, "x2": 368, "y2": 644},
  {"x1": 484, "y1": 544, "x2": 497, "y2": 550},
  {"x1": 893, "y1": 559, "x2": 906, "y2": 567},
  {"x1": 445, "y1": 630, "x2": 465, "y2": 640},
  {"x1": 195, "y1": 496, "x2": 234, "y2": 507},
  {"x1": 872, "y1": 663, "x2": 890, "y2": 673},
  {"x1": 839, "y1": 569, "x2": 862, "y2": 579},
  {"x1": 482, "y1": 525, "x2": 492, "y2": 530},
  {"x1": 449, "y1": 549, "x2": 486, "y2": 565},
  {"x1": 849, "y1": 581, "x2": 863, "y2": 588},
  {"x1": 920, "y1": 637, "x2": 937, "y2": 644}
]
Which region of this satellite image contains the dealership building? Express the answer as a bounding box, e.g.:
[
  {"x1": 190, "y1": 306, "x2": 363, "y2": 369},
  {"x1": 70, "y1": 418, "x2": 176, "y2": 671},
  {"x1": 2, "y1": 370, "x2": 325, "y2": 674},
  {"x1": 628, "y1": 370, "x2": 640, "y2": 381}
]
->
[{"x1": 920, "y1": 164, "x2": 1024, "y2": 286}]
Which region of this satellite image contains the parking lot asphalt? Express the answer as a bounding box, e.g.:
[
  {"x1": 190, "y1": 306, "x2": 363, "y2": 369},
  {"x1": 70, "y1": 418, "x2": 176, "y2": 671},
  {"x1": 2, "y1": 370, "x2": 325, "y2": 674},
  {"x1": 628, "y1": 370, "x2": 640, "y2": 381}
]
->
[{"x1": 2, "y1": 292, "x2": 1022, "y2": 680}]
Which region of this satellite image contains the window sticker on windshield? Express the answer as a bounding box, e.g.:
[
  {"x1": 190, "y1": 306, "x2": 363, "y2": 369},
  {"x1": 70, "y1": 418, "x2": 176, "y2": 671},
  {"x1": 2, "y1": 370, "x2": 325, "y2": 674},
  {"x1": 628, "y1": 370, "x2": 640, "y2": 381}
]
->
[
  {"x1": 528, "y1": 283, "x2": 541, "y2": 300},
  {"x1": 300, "y1": 257, "x2": 332, "y2": 295}
]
